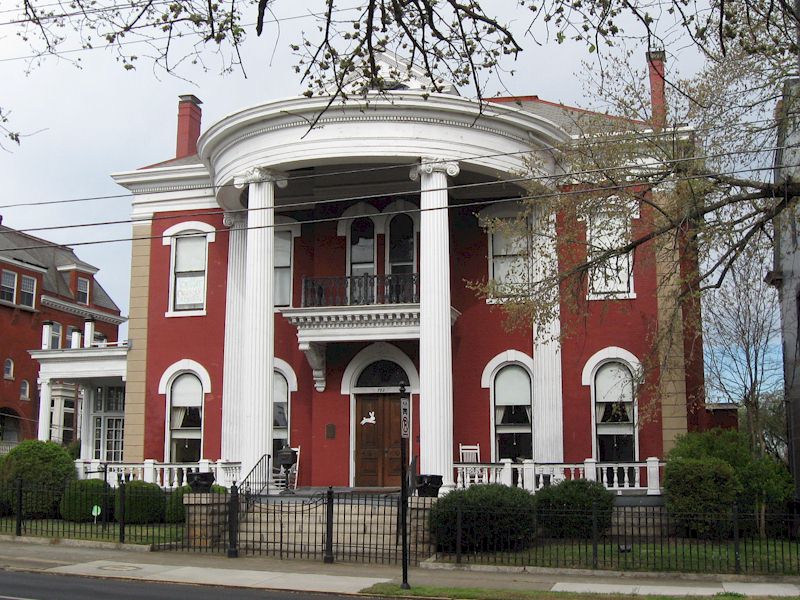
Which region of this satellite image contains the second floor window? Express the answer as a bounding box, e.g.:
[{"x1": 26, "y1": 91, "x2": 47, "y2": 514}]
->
[
  {"x1": 77, "y1": 277, "x2": 90, "y2": 305},
  {"x1": 588, "y1": 210, "x2": 633, "y2": 298},
  {"x1": 3, "y1": 359, "x2": 13, "y2": 379},
  {"x1": 275, "y1": 231, "x2": 292, "y2": 307},
  {"x1": 173, "y1": 235, "x2": 207, "y2": 311},
  {"x1": 388, "y1": 214, "x2": 414, "y2": 274},
  {"x1": 20, "y1": 276, "x2": 35, "y2": 308},
  {"x1": 1, "y1": 270, "x2": 16, "y2": 303},
  {"x1": 50, "y1": 322, "x2": 62, "y2": 349}
]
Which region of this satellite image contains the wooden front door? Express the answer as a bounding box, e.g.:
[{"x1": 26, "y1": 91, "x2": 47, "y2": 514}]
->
[{"x1": 355, "y1": 394, "x2": 402, "y2": 487}]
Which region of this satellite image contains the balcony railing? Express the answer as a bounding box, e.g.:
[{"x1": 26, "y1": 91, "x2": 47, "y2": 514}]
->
[{"x1": 302, "y1": 273, "x2": 419, "y2": 307}]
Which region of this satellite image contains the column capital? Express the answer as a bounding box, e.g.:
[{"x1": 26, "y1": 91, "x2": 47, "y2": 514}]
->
[
  {"x1": 233, "y1": 167, "x2": 289, "y2": 189},
  {"x1": 222, "y1": 210, "x2": 247, "y2": 228},
  {"x1": 410, "y1": 157, "x2": 460, "y2": 181}
]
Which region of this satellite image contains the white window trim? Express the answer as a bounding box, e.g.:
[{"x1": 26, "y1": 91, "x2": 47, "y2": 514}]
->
[
  {"x1": 273, "y1": 358, "x2": 297, "y2": 452},
  {"x1": 581, "y1": 346, "x2": 642, "y2": 462},
  {"x1": 274, "y1": 216, "x2": 301, "y2": 309},
  {"x1": 584, "y1": 199, "x2": 639, "y2": 301},
  {"x1": 77, "y1": 277, "x2": 91, "y2": 305},
  {"x1": 3, "y1": 358, "x2": 13, "y2": 380},
  {"x1": 162, "y1": 221, "x2": 216, "y2": 318},
  {"x1": 481, "y1": 350, "x2": 535, "y2": 462},
  {"x1": 1, "y1": 270, "x2": 17, "y2": 304},
  {"x1": 19, "y1": 275, "x2": 36, "y2": 309},
  {"x1": 382, "y1": 201, "x2": 419, "y2": 275},
  {"x1": 159, "y1": 360, "x2": 211, "y2": 462}
]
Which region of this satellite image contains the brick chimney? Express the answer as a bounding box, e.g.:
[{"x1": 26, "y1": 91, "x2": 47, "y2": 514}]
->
[
  {"x1": 646, "y1": 50, "x2": 666, "y2": 131},
  {"x1": 176, "y1": 94, "x2": 203, "y2": 159}
]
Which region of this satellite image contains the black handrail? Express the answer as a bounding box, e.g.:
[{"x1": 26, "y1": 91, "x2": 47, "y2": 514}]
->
[
  {"x1": 302, "y1": 273, "x2": 419, "y2": 307},
  {"x1": 239, "y1": 454, "x2": 271, "y2": 508}
]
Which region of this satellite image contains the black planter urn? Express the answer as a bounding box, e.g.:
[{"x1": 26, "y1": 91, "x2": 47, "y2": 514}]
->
[
  {"x1": 187, "y1": 471, "x2": 216, "y2": 492},
  {"x1": 416, "y1": 474, "x2": 443, "y2": 497}
]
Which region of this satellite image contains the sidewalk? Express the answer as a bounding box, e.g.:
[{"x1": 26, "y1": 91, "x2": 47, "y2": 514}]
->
[{"x1": 0, "y1": 537, "x2": 798, "y2": 597}]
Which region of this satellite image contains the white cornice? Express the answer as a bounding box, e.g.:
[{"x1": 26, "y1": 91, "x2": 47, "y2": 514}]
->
[
  {"x1": 30, "y1": 345, "x2": 129, "y2": 381},
  {"x1": 57, "y1": 264, "x2": 99, "y2": 275},
  {"x1": 0, "y1": 256, "x2": 48, "y2": 274},
  {"x1": 40, "y1": 295, "x2": 126, "y2": 325}
]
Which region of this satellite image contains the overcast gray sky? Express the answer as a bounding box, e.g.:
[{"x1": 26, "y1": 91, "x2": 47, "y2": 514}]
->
[{"x1": 0, "y1": 1, "x2": 675, "y2": 338}]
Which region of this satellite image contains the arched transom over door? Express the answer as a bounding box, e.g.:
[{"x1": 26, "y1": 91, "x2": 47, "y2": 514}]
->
[{"x1": 354, "y1": 360, "x2": 408, "y2": 487}]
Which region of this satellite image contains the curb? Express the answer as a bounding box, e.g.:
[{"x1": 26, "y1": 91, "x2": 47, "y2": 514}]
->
[
  {"x1": 418, "y1": 557, "x2": 800, "y2": 584},
  {"x1": 0, "y1": 534, "x2": 152, "y2": 553}
]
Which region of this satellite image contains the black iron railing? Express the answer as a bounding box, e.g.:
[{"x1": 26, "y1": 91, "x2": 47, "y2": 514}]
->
[{"x1": 301, "y1": 273, "x2": 419, "y2": 307}]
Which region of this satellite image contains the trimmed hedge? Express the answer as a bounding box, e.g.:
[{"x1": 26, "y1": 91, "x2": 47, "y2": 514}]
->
[
  {"x1": 534, "y1": 479, "x2": 614, "y2": 539},
  {"x1": 0, "y1": 441, "x2": 76, "y2": 517},
  {"x1": 430, "y1": 484, "x2": 537, "y2": 552},
  {"x1": 165, "y1": 484, "x2": 228, "y2": 523},
  {"x1": 115, "y1": 481, "x2": 165, "y2": 524},
  {"x1": 664, "y1": 456, "x2": 740, "y2": 539},
  {"x1": 60, "y1": 479, "x2": 113, "y2": 523}
]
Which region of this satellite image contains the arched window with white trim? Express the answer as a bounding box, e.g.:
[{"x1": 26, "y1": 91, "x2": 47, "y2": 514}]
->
[
  {"x1": 169, "y1": 373, "x2": 203, "y2": 462},
  {"x1": 273, "y1": 371, "x2": 289, "y2": 456},
  {"x1": 494, "y1": 365, "x2": 533, "y2": 461},
  {"x1": 3, "y1": 358, "x2": 13, "y2": 380},
  {"x1": 19, "y1": 380, "x2": 29, "y2": 400},
  {"x1": 594, "y1": 361, "x2": 636, "y2": 462},
  {"x1": 350, "y1": 217, "x2": 375, "y2": 304}
]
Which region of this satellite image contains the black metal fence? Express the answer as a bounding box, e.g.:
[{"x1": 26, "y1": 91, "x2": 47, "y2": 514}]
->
[{"x1": 432, "y1": 504, "x2": 800, "y2": 575}]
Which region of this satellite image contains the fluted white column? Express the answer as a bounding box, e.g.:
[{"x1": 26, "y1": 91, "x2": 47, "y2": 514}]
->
[
  {"x1": 411, "y1": 157, "x2": 459, "y2": 491},
  {"x1": 235, "y1": 167, "x2": 287, "y2": 477},
  {"x1": 221, "y1": 212, "x2": 247, "y2": 461},
  {"x1": 37, "y1": 378, "x2": 52, "y2": 440}
]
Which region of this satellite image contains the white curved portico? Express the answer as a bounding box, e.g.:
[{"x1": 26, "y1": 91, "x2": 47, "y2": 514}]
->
[{"x1": 202, "y1": 90, "x2": 568, "y2": 486}]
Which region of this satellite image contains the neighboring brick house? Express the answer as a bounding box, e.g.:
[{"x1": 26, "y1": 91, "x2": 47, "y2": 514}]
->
[{"x1": 0, "y1": 223, "x2": 123, "y2": 449}]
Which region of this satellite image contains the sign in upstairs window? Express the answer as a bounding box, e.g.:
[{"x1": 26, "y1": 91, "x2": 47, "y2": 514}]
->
[
  {"x1": 1, "y1": 270, "x2": 16, "y2": 303},
  {"x1": 20, "y1": 276, "x2": 35, "y2": 308},
  {"x1": 76, "y1": 277, "x2": 90, "y2": 305},
  {"x1": 173, "y1": 235, "x2": 207, "y2": 311}
]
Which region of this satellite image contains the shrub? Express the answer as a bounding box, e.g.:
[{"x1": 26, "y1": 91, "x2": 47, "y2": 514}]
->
[
  {"x1": 663, "y1": 456, "x2": 740, "y2": 539},
  {"x1": 60, "y1": 479, "x2": 113, "y2": 522},
  {"x1": 534, "y1": 479, "x2": 614, "y2": 539},
  {"x1": 0, "y1": 441, "x2": 76, "y2": 517},
  {"x1": 115, "y1": 481, "x2": 165, "y2": 524},
  {"x1": 429, "y1": 484, "x2": 536, "y2": 552},
  {"x1": 165, "y1": 484, "x2": 228, "y2": 523}
]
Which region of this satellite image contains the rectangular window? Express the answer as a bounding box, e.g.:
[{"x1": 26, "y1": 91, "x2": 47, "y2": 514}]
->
[
  {"x1": 105, "y1": 417, "x2": 125, "y2": 462},
  {"x1": 1, "y1": 270, "x2": 16, "y2": 303},
  {"x1": 67, "y1": 326, "x2": 81, "y2": 348},
  {"x1": 275, "y1": 231, "x2": 292, "y2": 307},
  {"x1": 19, "y1": 275, "x2": 35, "y2": 308},
  {"x1": 173, "y1": 236, "x2": 207, "y2": 311},
  {"x1": 588, "y1": 211, "x2": 632, "y2": 297},
  {"x1": 50, "y1": 322, "x2": 62, "y2": 349},
  {"x1": 77, "y1": 277, "x2": 90, "y2": 305}
]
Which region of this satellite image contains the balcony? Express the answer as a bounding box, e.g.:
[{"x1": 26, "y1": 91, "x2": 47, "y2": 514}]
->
[{"x1": 301, "y1": 273, "x2": 419, "y2": 307}]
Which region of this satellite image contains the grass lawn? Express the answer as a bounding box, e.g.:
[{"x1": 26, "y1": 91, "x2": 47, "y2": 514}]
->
[
  {"x1": 361, "y1": 583, "x2": 763, "y2": 600},
  {"x1": 0, "y1": 516, "x2": 184, "y2": 545},
  {"x1": 436, "y1": 538, "x2": 800, "y2": 575}
]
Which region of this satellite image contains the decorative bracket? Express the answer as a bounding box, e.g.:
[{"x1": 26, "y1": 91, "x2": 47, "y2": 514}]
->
[{"x1": 299, "y1": 341, "x2": 327, "y2": 392}]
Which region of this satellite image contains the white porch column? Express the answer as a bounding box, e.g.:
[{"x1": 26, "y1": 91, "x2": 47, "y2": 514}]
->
[
  {"x1": 411, "y1": 157, "x2": 459, "y2": 491},
  {"x1": 37, "y1": 378, "x2": 52, "y2": 440},
  {"x1": 83, "y1": 319, "x2": 95, "y2": 348},
  {"x1": 51, "y1": 384, "x2": 65, "y2": 443},
  {"x1": 234, "y1": 167, "x2": 287, "y2": 476},
  {"x1": 221, "y1": 212, "x2": 247, "y2": 462}
]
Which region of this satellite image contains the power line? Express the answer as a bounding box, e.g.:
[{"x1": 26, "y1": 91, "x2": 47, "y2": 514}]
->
[
  {"x1": 2, "y1": 160, "x2": 793, "y2": 253},
  {"x1": 0, "y1": 116, "x2": 790, "y2": 212}
]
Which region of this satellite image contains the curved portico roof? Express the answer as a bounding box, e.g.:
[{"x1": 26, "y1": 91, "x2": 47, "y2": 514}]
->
[{"x1": 197, "y1": 91, "x2": 570, "y2": 207}]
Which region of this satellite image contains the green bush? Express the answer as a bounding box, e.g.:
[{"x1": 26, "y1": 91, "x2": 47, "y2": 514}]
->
[
  {"x1": 429, "y1": 484, "x2": 537, "y2": 552},
  {"x1": 534, "y1": 479, "x2": 614, "y2": 539},
  {"x1": 663, "y1": 456, "x2": 740, "y2": 539},
  {"x1": 0, "y1": 441, "x2": 76, "y2": 517},
  {"x1": 60, "y1": 479, "x2": 113, "y2": 523},
  {"x1": 115, "y1": 481, "x2": 165, "y2": 524},
  {"x1": 165, "y1": 484, "x2": 228, "y2": 523}
]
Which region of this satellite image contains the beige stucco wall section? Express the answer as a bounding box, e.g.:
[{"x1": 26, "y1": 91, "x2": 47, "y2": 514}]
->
[
  {"x1": 653, "y1": 193, "x2": 689, "y2": 453},
  {"x1": 123, "y1": 221, "x2": 151, "y2": 462}
]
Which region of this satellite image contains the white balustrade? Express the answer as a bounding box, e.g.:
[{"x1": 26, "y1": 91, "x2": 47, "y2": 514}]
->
[
  {"x1": 75, "y1": 459, "x2": 241, "y2": 489},
  {"x1": 454, "y1": 460, "x2": 663, "y2": 494}
]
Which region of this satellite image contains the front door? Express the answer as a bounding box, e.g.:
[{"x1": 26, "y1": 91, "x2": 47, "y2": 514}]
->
[{"x1": 355, "y1": 394, "x2": 402, "y2": 487}]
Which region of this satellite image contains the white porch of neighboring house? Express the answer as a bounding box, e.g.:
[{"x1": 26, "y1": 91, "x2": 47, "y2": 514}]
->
[{"x1": 453, "y1": 457, "x2": 664, "y2": 495}]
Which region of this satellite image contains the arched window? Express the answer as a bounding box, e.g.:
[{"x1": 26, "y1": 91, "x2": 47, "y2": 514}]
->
[
  {"x1": 3, "y1": 358, "x2": 13, "y2": 379},
  {"x1": 350, "y1": 217, "x2": 375, "y2": 304},
  {"x1": 388, "y1": 214, "x2": 414, "y2": 274},
  {"x1": 169, "y1": 373, "x2": 203, "y2": 462},
  {"x1": 273, "y1": 371, "x2": 289, "y2": 456},
  {"x1": 356, "y1": 360, "x2": 408, "y2": 388},
  {"x1": 19, "y1": 380, "x2": 29, "y2": 400},
  {"x1": 594, "y1": 361, "x2": 635, "y2": 462},
  {"x1": 493, "y1": 365, "x2": 533, "y2": 461}
]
